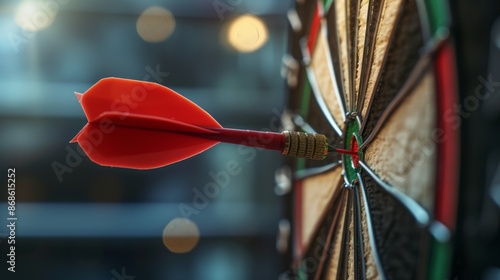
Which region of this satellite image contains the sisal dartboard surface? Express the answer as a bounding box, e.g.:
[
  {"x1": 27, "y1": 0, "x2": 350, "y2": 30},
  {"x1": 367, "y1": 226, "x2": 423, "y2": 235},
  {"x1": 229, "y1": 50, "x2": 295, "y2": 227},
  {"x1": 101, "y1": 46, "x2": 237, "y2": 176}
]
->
[{"x1": 281, "y1": 0, "x2": 459, "y2": 279}]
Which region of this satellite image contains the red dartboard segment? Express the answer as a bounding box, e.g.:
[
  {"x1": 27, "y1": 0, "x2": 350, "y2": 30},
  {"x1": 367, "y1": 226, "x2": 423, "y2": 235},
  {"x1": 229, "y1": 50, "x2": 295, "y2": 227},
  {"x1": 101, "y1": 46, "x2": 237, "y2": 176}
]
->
[
  {"x1": 434, "y1": 41, "x2": 459, "y2": 230},
  {"x1": 307, "y1": 4, "x2": 322, "y2": 53}
]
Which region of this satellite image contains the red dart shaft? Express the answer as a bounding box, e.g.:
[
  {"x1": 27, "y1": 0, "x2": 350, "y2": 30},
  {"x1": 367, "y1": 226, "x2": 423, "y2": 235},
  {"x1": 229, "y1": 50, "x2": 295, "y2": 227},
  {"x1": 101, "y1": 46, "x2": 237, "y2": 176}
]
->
[
  {"x1": 194, "y1": 127, "x2": 285, "y2": 151},
  {"x1": 333, "y1": 148, "x2": 358, "y2": 155},
  {"x1": 197, "y1": 128, "x2": 357, "y2": 156}
]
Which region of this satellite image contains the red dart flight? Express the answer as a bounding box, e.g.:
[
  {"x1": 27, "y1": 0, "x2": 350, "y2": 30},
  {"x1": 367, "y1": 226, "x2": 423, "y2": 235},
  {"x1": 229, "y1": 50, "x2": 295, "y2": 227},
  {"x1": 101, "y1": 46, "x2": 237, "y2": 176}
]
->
[{"x1": 71, "y1": 77, "x2": 352, "y2": 169}]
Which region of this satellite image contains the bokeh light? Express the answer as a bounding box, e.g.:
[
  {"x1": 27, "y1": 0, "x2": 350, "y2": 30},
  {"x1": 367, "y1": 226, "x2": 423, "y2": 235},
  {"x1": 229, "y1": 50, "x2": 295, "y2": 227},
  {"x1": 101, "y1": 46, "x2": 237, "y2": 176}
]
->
[
  {"x1": 136, "y1": 6, "x2": 176, "y2": 43},
  {"x1": 15, "y1": 0, "x2": 57, "y2": 32},
  {"x1": 225, "y1": 14, "x2": 268, "y2": 53},
  {"x1": 162, "y1": 218, "x2": 200, "y2": 253}
]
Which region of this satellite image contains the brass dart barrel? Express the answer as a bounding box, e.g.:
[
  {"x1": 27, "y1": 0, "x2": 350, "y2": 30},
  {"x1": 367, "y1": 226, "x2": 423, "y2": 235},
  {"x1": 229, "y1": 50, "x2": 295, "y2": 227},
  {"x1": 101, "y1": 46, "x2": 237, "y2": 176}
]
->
[{"x1": 281, "y1": 131, "x2": 328, "y2": 160}]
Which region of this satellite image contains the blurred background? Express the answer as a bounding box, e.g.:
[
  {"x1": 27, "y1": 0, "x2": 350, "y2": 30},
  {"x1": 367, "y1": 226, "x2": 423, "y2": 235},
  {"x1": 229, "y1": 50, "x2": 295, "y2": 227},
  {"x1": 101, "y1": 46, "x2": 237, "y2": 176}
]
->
[{"x1": 0, "y1": 0, "x2": 292, "y2": 279}]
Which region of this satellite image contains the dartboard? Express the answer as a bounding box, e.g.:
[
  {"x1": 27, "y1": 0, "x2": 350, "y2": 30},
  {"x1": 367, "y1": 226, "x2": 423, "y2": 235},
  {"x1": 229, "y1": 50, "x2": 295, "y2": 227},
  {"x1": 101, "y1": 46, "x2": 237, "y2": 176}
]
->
[{"x1": 280, "y1": 0, "x2": 459, "y2": 279}]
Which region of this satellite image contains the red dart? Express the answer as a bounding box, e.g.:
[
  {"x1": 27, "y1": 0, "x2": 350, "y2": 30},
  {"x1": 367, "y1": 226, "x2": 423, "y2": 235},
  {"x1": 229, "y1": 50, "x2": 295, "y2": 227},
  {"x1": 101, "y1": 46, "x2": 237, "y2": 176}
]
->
[{"x1": 71, "y1": 77, "x2": 355, "y2": 169}]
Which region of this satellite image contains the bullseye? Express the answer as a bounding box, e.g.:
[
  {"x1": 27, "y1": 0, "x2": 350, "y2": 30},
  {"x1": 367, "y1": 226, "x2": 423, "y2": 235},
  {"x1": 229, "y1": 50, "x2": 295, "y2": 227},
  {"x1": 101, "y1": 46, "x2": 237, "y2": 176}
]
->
[
  {"x1": 350, "y1": 136, "x2": 359, "y2": 168},
  {"x1": 342, "y1": 117, "x2": 363, "y2": 185}
]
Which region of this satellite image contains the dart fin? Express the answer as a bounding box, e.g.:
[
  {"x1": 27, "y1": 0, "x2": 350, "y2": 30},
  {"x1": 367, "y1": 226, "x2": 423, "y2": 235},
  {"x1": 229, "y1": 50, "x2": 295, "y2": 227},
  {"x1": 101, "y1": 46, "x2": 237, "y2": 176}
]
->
[
  {"x1": 79, "y1": 77, "x2": 221, "y2": 129},
  {"x1": 72, "y1": 120, "x2": 219, "y2": 169},
  {"x1": 71, "y1": 77, "x2": 224, "y2": 169}
]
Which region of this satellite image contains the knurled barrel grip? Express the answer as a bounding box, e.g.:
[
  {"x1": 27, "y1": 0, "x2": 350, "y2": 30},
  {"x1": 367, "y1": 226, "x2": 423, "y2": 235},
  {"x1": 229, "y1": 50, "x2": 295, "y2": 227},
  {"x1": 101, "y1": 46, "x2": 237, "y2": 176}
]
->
[{"x1": 281, "y1": 131, "x2": 328, "y2": 160}]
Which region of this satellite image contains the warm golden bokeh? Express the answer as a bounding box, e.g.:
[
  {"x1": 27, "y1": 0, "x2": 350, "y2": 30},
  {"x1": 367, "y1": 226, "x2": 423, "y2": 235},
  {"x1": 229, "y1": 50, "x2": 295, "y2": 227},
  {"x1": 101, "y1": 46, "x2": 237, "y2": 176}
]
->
[
  {"x1": 136, "y1": 6, "x2": 176, "y2": 43},
  {"x1": 162, "y1": 218, "x2": 200, "y2": 254},
  {"x1": 226, "y1": 14, "x2": 268, "y2": 53}
]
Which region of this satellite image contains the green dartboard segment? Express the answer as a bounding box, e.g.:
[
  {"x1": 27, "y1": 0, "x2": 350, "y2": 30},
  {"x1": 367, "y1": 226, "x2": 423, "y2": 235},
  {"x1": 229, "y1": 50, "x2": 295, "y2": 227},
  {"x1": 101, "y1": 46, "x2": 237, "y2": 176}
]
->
[{"x1": 343, "y1": 118, "x2": 363, "y2": 184}]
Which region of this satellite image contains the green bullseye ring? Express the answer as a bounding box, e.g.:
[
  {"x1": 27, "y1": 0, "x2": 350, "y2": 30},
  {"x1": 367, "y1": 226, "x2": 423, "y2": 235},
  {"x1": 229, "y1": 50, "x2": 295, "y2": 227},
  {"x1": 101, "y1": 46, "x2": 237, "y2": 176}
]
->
[{"x1": 343, "y1": 117, "x2": 363, "y2": 185}]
